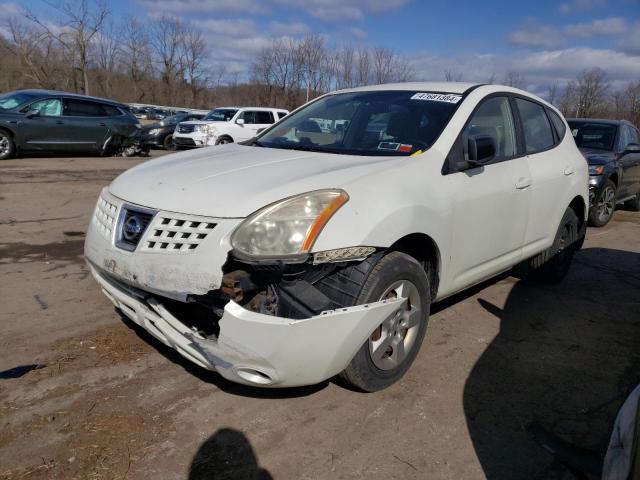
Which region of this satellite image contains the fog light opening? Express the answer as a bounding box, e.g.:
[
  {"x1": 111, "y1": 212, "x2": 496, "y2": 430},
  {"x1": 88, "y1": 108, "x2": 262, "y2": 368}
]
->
[{"x1": 235, "y1": 367, "x2": 273, "y2": 385}]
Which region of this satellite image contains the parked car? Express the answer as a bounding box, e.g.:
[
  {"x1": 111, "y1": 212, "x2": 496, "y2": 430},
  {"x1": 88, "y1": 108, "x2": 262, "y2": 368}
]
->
[
  {"x1": 172, "y1": 107, "x2": 289, "y2": 148},
  {"x1": 140, "y1": 112, "x2": 206, "y2": 150},
  {"x1": 131, "y1": 107, "x2": 147, "y2": 119},
  {"x1": 85, "y1": 82, "x2": 588, "y2": 391},
  {"x1": 567, "y1": 118, "x2": 640, "y2": 226},
  {"x1": 0, "y1": 89, "x2": 140, "y2": 160}
]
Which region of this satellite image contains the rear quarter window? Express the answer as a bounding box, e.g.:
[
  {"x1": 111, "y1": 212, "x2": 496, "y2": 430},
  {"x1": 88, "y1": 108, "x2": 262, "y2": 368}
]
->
[
  {"x1": 515, "y1": 98, "x2": 554, "y2": 153},
  {"x1": 546, "y1": 108, "x2": 566, "y2": 141}
]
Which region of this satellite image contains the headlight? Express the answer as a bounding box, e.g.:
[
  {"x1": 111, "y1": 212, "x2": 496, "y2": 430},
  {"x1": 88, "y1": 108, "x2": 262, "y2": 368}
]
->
[
  {"x1": 589, "y1": 165, "x2": 604, "y2": 175},
  {"x1": 148, "y1": 128, "x2": 160, "y2": 135},
  {"x1": 231, "y1": 189, "x2": 349, "y2": 259},
  {"x1": 195, "y1": 124, "x2": 208, "y2": 132}
]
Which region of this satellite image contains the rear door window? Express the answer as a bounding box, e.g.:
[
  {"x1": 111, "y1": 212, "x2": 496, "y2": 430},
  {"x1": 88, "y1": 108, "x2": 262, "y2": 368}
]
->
[
  {"x1": 515, "y1": 98, "x2": 554, "y2": 153},
  {"x1": 63, "y1": 99, "x2": 107, "y2": 117},
  {"x1": 254, "y1": 111, "x2": 275, "y2": 124}
]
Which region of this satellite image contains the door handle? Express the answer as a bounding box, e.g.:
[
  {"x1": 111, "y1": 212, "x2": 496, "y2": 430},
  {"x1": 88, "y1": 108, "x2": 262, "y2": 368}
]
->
[
  {"x1": 515, "y1": 178, "x2": 531, "y2": 190},
  {"x1": 564, "y1": 166, "x2": 575, "y2": 176}
]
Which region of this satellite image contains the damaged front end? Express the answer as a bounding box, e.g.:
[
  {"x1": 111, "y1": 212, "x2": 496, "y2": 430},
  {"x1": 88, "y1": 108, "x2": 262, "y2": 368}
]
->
[{"x1": 88, "y1": 251, "x2": 404, "y2": 387}]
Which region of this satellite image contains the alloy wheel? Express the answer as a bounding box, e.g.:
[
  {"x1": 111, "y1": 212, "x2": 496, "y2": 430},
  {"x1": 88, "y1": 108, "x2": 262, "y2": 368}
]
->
[
  {"x1": 596, "y1": 186, "x2": 615, "y2": 223},
  {"x1": 368, "y1": 280, "x2": 422, "y2": 371}
]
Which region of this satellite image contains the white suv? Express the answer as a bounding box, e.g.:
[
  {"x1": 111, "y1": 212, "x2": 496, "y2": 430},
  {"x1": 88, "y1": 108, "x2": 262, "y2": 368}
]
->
[
  {"x1": 85, "y1": 83, "x2": 588, "y2": 391},
  {"x1": 172, "y1": 107, "x2": 288, "y2": 148}
]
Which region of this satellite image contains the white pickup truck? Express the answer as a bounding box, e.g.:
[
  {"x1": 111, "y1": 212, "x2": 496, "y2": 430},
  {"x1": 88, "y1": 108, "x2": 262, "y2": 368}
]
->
[
  {"x1": 172, "y1": 107, "x2": 288, "y2": 148},
  {"x1": 85, "y1": 82, "x2": 588, "y2": 391}
]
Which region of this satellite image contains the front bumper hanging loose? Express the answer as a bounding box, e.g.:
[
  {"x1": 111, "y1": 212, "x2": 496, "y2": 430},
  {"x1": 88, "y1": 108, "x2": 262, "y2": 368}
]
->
[{"x1": 89, "y1": 264, "x2": 406, "y2": 387}]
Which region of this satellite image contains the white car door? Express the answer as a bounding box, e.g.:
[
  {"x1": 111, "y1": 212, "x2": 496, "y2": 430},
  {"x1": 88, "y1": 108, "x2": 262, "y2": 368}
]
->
[
  {"x1": 443, "y1": 95, "x2": 532, "y2": 292},
  {"x1": 514, "y1": 98, "x2": 571, "y2": 257}
]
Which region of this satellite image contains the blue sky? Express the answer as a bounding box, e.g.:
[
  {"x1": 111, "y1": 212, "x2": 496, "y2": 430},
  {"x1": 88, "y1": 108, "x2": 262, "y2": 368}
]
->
[{"x1": 2, "y1": 0, "x2": 639, "y2": 93}]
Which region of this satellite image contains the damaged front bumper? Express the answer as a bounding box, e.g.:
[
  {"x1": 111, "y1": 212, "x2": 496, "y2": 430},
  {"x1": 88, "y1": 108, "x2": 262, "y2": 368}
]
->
[{"x1": 89, "y1": 263, "x2": 405, "y2": 387}]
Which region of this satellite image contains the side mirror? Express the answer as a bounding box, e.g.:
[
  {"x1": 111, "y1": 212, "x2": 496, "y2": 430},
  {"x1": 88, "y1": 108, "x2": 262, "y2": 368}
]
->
[
  {"x1": 468, "y1": 134, "x2": 496, "y2": 164},
  {"x1": 624, "y1": 143, "x2": 640, "y2": 154},
  {"x1": 25, "y1": 109, "x2": 40, "y2": 118},
  {"x1": 235, "y1": 118, "x2": 245, "y2": 125}
]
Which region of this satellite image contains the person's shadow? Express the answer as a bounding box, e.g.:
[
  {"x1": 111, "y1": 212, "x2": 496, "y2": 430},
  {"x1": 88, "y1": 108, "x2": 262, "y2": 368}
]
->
[
  {"x1": 463, "y1": 247, "x2": 640, "y2": 479},
  {"x1": 189, "y1": 428, "x2": 272, "y2": 480}
]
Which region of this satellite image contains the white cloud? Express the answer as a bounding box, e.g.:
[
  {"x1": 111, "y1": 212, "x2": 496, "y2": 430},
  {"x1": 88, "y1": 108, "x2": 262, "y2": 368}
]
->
[
  {"x1": 558, "y1": 0, "x2": 606, "y2": 14},
  {"x1": 0, "y1": 2, "x2": 20, "y2": 16},
  {"x1": 269, "y1": 21, "x2": 310, "y2": 36},
  {"x1": 136, "y1": 0, "x2": 270, "y2": 15},
  {"x1": 193, "y1": 18, "x2": 257, "y2": 37},
  {"x1": 508, "y1": 22, "x2": 564, "y2": 49},
  {"x1": 274, "y1": 0, "x2": 410, "y2": 22},
  {"x1": 409, "y1": 47, "x2": 640, "y2": 94},
  {"x1": 349, "y1": 27, "x2": 368, "y2": 40},
  {"x1": 564, "y1": 17, "x2": 627, "y2": 36},
  {"x1": 617, "y1": 21, "x2": 640, "y2": 55}
]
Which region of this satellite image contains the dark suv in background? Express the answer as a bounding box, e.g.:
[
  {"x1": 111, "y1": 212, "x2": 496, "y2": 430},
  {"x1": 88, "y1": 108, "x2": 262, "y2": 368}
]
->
[
  {"x1": 567, "y1": 118, "x2": 640, "y2": 226},
  {"x1": 0, "y1": 89, "x2": 139, "y2": 160},
  {"x1": 140, "y1": 111, "x2": 205, "y2": 150}
]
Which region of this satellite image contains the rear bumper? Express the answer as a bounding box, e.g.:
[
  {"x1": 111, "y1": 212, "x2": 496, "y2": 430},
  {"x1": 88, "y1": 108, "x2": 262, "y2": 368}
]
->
[{"x1": 89, "y1": 263, "x2": 405, "y2": 388}]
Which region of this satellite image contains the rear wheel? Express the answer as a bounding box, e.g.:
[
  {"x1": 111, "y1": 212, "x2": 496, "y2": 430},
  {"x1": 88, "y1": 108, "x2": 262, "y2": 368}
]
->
[
  {"x1": 589, "y1": 180, "x2": 616, "y2": 227},
  {"x1": 0, "y1": 129, "x2": 16, "y2": 160},
  {"x1": 340, "y1": 252, "x2": 430, "y2": 392},
  {"x1": 528, "y1": 208, "x2": 579, "y2": 283}
]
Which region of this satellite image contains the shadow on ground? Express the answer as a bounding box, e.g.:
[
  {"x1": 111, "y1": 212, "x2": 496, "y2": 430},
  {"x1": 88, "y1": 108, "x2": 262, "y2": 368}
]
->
[
  {"x1": 463, "y1": 247, "x2": 640, "y2": 479},
  {"x1": 188, "y1": 428, "x2": 272, "y2": 480}
]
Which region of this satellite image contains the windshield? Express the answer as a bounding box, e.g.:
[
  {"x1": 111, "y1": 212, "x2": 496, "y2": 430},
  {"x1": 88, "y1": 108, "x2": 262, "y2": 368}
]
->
[
  {"x1": 257, "y1": 91, "x2": 462, "y2": 156},
  {"x1": 162, "y1": 114, "x2": 184, "y2": 125},
  {"x1": 0, "y1": 92, "x2": 40, "y2": 111},
  {"x1": 568, "y1": 121, "x2": 617, "y2": 151},
  {"x1": 204, "y1": 108, "x2": 238, "y2": 122}
]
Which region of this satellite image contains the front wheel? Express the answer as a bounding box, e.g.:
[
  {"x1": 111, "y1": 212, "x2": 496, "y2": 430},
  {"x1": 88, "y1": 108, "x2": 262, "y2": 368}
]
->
[
  {"x1": 589, "y1": 180, "x2": 617, "y2": 227},
  {"x1": 163, "y1": 135, "x2": 176, "y2": 150},
  {"x1": 0, "y1": 129, "x2": 16, "y2": 160},
  {"x1": 215, "y1": 136, "x2": 233, "y2": 145},
  {"x1": 340, "y1": 252, "x2": 431, "y2": 392},
  {"x1": 624, "y1": 193, "x2": 640, "y2": 212}
]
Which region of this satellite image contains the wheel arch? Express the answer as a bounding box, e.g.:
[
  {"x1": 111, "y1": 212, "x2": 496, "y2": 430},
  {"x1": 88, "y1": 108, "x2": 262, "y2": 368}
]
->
[
  {"x1": 609, "y1": 171, "x2": 619, "y2": 187},
  {"x1": 568, "y1": 195, "x2": 587, "y2": 233},
  {"x1": 217, "y1": 134, "x2": 234, "y2": 144},
  {"x1": 389, "y1": 232, "x2": 441, "y2": 299}
]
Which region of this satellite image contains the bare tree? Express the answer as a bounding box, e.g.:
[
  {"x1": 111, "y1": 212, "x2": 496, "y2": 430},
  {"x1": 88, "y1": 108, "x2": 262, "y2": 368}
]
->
[
  {"x1": 25, "y1": 0, "x2": 110, "y2": 95},
  {"x1": 503, "y1": 70, "x2": 526, "y2": 89},
  {"x1": 298, "y1": 34, "x2": 327, "y2": 102},
  {"x1": 444, "y1": 69, "x2": 463, "y2": 82},
  {"x1": 181, "y1": 27, "x2": 207, "y2": 105},
  {"x1": 546, "y1": 82, "x2": 559, "y2": 105},
  {"x1": 573, "y1": 68, "x2": 609, "y2": 117},
  {"x1": 121, "y1": 17, "x2": 152, "y2": 102},
  {"x1": 151, "y1": 15, "x2": 186, "y2": 100},
  {"x1": 94, "y1": 20, "x2": 119, "y2": 96}
]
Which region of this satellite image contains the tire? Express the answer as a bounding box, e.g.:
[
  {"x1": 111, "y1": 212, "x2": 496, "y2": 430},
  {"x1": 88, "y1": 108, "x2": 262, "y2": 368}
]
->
[
  {"x1": 340, "y1": 252, "x2": 431, "y2": 392},
  {"x1": 528, "y1": 208, "x2": 579, "y2": 284},
  {"x1": 163, "y1": 134, "x2": 175, "y2": 151},
  {"x1": 624, "y1": 193, "x2": 640, "y2": 212},
  {"x1": 215, "y1": 136, "x2": 233, "y2": 145},
  {"x1": 0, "y1": 129, "x2": 16, "y2": 160},
  {"x1": 588, "y1": 179, "x2": 617, "y2": 227}
]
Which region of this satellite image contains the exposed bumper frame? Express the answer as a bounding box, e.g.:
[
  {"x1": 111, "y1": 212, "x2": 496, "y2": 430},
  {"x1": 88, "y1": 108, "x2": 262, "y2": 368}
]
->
[{"x1": 89, "y1": 263, "x2": 406, "y2": 388}]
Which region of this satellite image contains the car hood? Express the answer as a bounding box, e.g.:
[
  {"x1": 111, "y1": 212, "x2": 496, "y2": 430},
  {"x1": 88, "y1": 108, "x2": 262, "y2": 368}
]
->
[
  {"x1": 579, "y1": 147, "x2": 615, "y2": 165},
  {"x1": 109, "y1": 144, "x2": 407, "y2": 217}
]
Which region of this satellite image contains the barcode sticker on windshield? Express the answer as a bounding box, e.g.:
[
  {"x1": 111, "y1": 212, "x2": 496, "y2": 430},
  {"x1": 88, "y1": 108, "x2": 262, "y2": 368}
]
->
[{"x1": 410, "y1": 93, "x2": 462, "y2": 103}]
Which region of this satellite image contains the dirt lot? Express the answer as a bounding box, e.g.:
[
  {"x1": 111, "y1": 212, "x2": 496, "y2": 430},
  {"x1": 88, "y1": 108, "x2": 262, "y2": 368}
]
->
[{"x1": 1, "y1": 152, "x2": 639, "y2": 480}]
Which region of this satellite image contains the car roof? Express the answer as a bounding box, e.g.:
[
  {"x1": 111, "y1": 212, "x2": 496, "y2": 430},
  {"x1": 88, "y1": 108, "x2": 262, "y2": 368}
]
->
[
  {"x1": 567, "y1": 118, "x2": 633, "y2": 127},
  {"x1": 214, "y1": 107, "x2": 288, "y2": 112},
  {"x1": 334, "y1": 82, "x2": 481, "y2": 95},
  {"x1": 12, "y1": 89, "x2": 126, "y2": 107}
]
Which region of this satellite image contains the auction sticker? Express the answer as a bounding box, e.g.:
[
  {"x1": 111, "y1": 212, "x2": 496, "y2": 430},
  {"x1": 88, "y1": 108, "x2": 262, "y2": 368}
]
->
[{"x1": 410, "y1": 93, "x2": 462, "y2": 103}]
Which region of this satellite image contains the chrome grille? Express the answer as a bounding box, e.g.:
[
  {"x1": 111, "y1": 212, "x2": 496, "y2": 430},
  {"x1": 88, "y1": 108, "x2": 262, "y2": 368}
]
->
[
  {"x1": 93, "y1": 196, "x2": 118, "y2": 240},
  {"x1": 142, "y1": 215, "x2": 216, "y2": 252},
  {"x1": 115, "y1": 206, "x2": 155, "y2": 252},
  {"x1": 177, "y1": 124, "x2": 195, "y2": 134}
]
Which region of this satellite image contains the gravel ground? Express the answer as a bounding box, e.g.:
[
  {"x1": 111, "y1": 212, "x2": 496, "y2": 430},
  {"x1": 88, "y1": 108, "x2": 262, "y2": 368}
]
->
[{"x1": 0, "y1": 151, "x2": 639, "y2": 480}]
